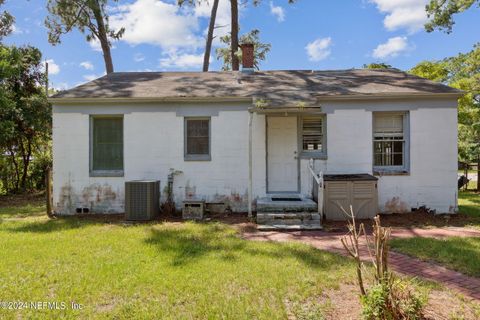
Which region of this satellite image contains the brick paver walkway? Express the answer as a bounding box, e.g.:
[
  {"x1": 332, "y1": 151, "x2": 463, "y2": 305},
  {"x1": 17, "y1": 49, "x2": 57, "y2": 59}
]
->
[{"x1": 242, "y1": 227, "x2": 480, "y2": 300}]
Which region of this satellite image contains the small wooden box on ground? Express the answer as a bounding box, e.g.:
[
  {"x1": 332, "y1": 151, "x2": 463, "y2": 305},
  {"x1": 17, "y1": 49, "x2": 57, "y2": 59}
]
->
[{"x1": 182, "y1": 200, "x2": 205, "y2": 220}]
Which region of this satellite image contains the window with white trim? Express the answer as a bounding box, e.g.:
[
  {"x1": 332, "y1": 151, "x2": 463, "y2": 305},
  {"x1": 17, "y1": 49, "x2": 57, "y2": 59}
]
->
[
  {"x1": 90, "y1": 116, "x2": 124, "y2": 176},
  {"x1": 300, "y1": 116, "x2": 326, "y2": 158},
  {"x1": 373, "y1": 112, "x2": 408, "y2": 171},
  {"x1": 184, "y1": 117, "x2": 211, "y2": 161}
]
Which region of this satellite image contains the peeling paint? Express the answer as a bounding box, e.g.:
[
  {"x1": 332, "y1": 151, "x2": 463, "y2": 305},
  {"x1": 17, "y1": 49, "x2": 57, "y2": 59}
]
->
[
  {"x1": 57, "y1": 183, "x2": 76, "y2": 214},
  {"x1": 384, "y1": 196, "x2": 409, "y2": 214},
  {"x1": 56, "y1": 182, "x2": 122, "y2": 214},
  {"x1": 184, "y1": 182, "x2": 196, "y2": 200},
  {"x1": 211, "y1": 190, "x2": 250, "y2": 212}
]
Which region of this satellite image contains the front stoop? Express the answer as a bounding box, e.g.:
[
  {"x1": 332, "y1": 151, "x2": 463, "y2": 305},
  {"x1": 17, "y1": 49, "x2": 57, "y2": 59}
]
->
[{"x1": 256, "y1": 195, "x2": 322, "y2": 230}]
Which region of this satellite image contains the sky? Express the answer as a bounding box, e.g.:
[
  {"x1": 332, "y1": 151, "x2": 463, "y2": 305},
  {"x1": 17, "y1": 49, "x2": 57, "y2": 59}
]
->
[{"x1": 2, "y1": 0, "x2": 479, "y2": 91}]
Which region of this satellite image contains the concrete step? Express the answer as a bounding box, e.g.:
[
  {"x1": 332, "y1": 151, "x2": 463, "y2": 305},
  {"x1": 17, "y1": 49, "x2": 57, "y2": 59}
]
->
[
  {"x1": 257, "y1": 224, "x2": 323, "y2": 231},
  {"x1": 256, "y1": 213, "x2": 321, "y2": 224},
  {"x1": 258, "y1": 218, "x2": 321, "y2": 226},
  {"x1": 256, "y1": 211, "x2": 322, "y2": 230},
  {"x1": 256, "y1": 196, "x2": 317, "y2": 213},
  {"x1": 257, "y1": 212, "x2": 321, "y2": 220}
]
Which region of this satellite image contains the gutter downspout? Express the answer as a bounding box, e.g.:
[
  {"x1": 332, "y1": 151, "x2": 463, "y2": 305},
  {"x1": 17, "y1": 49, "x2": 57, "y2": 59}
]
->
[{"x1": 248, "y1": 110, "x2": 253, "y2": 219}]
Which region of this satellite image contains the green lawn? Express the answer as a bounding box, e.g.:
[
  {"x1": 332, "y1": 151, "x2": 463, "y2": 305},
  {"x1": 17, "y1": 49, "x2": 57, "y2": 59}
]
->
[
  {"x1": 0, "y1": 206, "x2": 356, "y2": 319},
  {"x1": 391, "y1": 191, "x2": 480, "y2": 277},
  {"x1": 1, "y1": 194, "x2": 479, "y2": 319},
  {"x1": 0, "y1": 193, "x2": 46, "y2": 219},
  {"x1": 458, "y1": 190, "x2": 480, "y2": 226},
  {"x1": 391, "y1": 237, "x2": 480, "y2": 277}
]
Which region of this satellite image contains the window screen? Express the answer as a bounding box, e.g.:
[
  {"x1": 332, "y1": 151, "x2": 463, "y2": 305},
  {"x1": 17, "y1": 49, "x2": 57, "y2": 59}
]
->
[
  {"x1": 92, "y1": 117, "x2": 123, "y2": 171},
  {"x1": 302, "y1": 116, "x2": 324, "y2": 152},
  {"x1": 185, "y1": 118, "x2": 210, "y2": 159},
  {"x1": 373, "y1": 114, "x2": 405, "y2": 167}
]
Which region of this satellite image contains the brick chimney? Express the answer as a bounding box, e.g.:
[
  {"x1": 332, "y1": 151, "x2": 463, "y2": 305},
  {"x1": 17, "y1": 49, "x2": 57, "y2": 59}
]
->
[{"x1": 241, "y1": 43, "x2": 254, "y2": 73}]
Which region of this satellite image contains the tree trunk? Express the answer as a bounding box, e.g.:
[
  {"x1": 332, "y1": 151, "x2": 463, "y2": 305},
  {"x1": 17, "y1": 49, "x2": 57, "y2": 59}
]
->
[
  {"x1": 8, "y1": 146, "x2": 20, "y2": 193},
  {"x1": 230, "y1": 0, "x2": 239, "y2": 71},
  {"x1": 203, "y1": 0, "x2": 219, "y2": 72},
  {"x1": 92, "y1": 0, "x2": 114, "y2": 74},
  {"x1": 19, "y1": 138, "x2": 32, "y2": 191}
]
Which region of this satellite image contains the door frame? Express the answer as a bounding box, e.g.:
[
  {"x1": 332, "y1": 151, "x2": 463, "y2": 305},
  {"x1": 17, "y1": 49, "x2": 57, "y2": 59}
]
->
[{"x1": 265, "y1": 115, "x2": 301, "y2": 194}]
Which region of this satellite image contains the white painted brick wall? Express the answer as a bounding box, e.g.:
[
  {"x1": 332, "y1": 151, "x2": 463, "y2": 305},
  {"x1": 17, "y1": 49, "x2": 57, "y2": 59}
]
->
[
  {"x1": 53, "y1": 103, "x2": 266, "y2": 214},
  {"x1": 53, "y1": 98, "x2": 457, "y2": 215}
]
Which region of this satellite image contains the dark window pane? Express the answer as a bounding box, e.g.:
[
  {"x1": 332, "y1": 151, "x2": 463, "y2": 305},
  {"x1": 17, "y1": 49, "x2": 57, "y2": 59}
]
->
[
  {"x1": 92, "y1": 118, "x2": 123, "y2": 171},
  {"x1": 186, "y1": 119, "x2": 210, "y2": 155},
  {"x1": 302, "y1": 117, "x2": 323, "y2": 151},
  {"x1": 393, "y1": 153, "x2": 403, "y2": 166},
  {"x1": 393, "y1": 141, "x2": 403, "y2": 153}
]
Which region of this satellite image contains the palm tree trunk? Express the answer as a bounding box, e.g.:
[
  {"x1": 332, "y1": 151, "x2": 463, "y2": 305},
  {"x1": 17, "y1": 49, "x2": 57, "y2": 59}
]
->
[
  {"x1": 230, "y1": 0, "x2": 239, "y2": 71},
  {"x1": 203, "y1": 0, "x2": 219, "y2": 72},
  {"x1": 92, "y1": 0, "x2": 114, "y2": 74}
]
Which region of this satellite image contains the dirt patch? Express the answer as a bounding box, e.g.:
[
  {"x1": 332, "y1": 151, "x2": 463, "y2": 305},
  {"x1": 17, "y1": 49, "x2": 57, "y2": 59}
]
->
[
  {"x1": 423, "y1": 290, "x2": 480, "y2": 320},
  {"x1": 322, "y1": 283, "x2": 362, "y2": 320},
  {"x1": 206, "y1": 212, "x2": 256, "y2": 232},
  {"x1": 319, "y1": 283, "x2": 480, "y2": 320},
  {"x1": 0, "y1": 192, "x2": 45, "y2": 208}
]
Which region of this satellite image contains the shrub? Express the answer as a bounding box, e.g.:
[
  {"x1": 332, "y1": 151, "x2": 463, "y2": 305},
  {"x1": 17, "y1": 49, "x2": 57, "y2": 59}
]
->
[
  {"x1": 340, "y1": 211, "x2": 425, "y2": 319},
  {"x1": 361, "y1": 280, "x2": 424, "y2": 320}
]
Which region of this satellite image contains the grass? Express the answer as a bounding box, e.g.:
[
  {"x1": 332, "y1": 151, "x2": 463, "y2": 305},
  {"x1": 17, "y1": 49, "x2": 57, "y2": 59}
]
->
[
  {"x1": 1, "y1": 194, "x2": 479, "y2": 319},
  {"x1": 391, "y1": 237, "x2": 480, "y2": 277},
  {"x1": 390, "y1": 191, "x2": 480, "y2": 277},
  {"x1": 0, "y1": 202, "x2": 45, "y2": 219},
  {"x1": 0, "y1": 193, "x2": 45, "y2": 219},
  {"x1": 0, "y1": 206, "x2": 356, "y2": 319},
  {"x1": 458, "y1": 190, "x2": 480, "y2": 226}
]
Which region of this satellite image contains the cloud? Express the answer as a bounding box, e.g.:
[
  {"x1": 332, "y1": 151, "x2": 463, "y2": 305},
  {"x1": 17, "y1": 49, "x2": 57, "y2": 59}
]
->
[
  {"x1": 52, "y1": 82, "x2": 69, "y2": 91},
  {"x1": 83, "y1": 74, "x2": 98, "y2": 82},
  {"x1": 305, "y1": 37, "x2": 332, "y2": 61},
  {"x1": 194, "y1": 0, "x2": 231, "y2": 42},
  {"x1": 159, "y1": 51, "x2": 204, "y2": 69},
  {"x1": 88, "y1": 38, "x2": 103, "y2": 52},
  {"x1": 109, "y1": 0, "x2": 202, "y2": 50},
  {"x1": 372, "y1": 36, "x2": 410, "y2": 59},
  {"x1": 369, "y1": 0, "x2": 429, "y2": 33},
  {"x1": 88, "y1": 38, "x2": 117, "y2": 52},
  {"x1": 269, "y1": 1, "x2": 285, "y2": 22},
  {"x1": 83, "y1": 72, "x2": 106, "y2": 82},
  {"x1": 134, "y1": 53, "x2": 145, "y2": 62},
  {"x1": 42, "y1": 59, "x2": 60, "y2": 75},
  {"x1": 105, "y1": 0, "x2": 233, "y2": 66},
  {"x1": 11, "y1": 24, "x2": 22, "y2": 34},
  {"x1": 79, "y1": 61, "x2": 94, "y2": 70}
]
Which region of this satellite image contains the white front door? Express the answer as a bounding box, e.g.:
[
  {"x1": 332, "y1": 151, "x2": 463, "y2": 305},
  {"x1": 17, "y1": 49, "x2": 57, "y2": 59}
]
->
[{"x1": 267, "y1": 116, "x2": 298, "y2": 192}]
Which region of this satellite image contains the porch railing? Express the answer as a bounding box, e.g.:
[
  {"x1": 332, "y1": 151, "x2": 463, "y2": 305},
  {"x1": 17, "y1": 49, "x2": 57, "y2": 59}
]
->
[{"x1": 308, "y1": 159, "x2": 324, "y2": 218}]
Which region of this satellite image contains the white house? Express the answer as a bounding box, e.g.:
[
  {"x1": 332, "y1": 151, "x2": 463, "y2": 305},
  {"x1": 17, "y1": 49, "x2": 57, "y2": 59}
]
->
[{"x1": 50, "y1": 53, "x2": 462, "y2": 225}]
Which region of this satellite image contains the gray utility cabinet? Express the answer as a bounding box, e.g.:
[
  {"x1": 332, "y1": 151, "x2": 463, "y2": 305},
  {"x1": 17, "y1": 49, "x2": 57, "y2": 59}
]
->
[
  {"x1": 125, "y1": 180, "x2": 160, "y2": 221},
  {"x1": 324, "y1": 174, "x2": 378, "y2": 221}
]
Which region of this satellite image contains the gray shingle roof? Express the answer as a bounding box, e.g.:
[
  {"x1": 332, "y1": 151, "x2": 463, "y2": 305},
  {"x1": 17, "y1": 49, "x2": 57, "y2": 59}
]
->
[{"x1": 51, "y1": 69, "x2": 462, "y2": 106}]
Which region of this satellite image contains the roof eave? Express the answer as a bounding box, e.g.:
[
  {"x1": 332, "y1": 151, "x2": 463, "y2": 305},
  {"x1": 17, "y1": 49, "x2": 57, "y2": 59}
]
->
[
  {"x1": 316, "y1": 92, "x2": 464, "y2": 101},
  {"x1": 48, "y1": 96, "x2": 252, "y2": 104}
]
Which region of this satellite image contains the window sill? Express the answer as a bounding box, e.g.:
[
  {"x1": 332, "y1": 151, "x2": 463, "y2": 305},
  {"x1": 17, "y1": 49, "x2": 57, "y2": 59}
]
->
[
  {"x1": 299, "y1": 153, "x2": 327, "y2": 160},
  {"x1": 373, "y1": 169, "x2": 409, "y2": 176},
  {"x1": 90, "y1": 170, "x2": 124, "y2": 177},
  {"x1": 184, "y1": 155, "x2": 211, "y2": 161}
]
